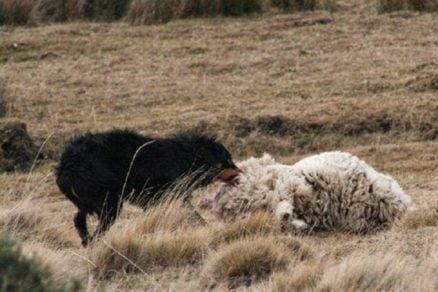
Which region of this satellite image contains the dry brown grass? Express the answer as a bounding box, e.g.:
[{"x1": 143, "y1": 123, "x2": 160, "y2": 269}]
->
[
  {"x1": 316, "y1": 250, "x2": 438, "y2": 291},
  {"x1": 203, "y1": 236, "x2": 291, "y2": 288},
  {"x1": 215, "y1": 211, "x2": 276, "y2": 243},
  {"x1": 0, "y1": 0, "x2": 437, "y2": 290},
  {"x1": 402, "y1": 206, "x2": 438, "y2": 229},
  {"x1": 90, "y1": 228, "x2": 210, "y2": 278}
]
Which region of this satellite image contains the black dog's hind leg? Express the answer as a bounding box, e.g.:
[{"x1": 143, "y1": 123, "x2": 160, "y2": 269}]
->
[
  {"x1": 74, "y1": 210, "x2": 91, "y2": 247},
  {"x1": 90, "y1": 197, "x2": 123, "y2": 243}
]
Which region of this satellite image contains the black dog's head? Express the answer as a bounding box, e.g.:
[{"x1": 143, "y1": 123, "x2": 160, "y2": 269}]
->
[{"x1": 175, "y1": 132, "x2": 240, "y2": 185}]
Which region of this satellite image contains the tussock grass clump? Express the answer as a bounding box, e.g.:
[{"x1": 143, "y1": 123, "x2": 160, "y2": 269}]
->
[
  {"x1": 133, "y1": 199, "x2": 200, "y2": 234},
  {"x1": 273, "y1": 251, "x2": 438, "y2": 291},
  {"x1": 271, "y1": 0, "x2": 336, "y2": 11},
  {"x1": 91, "y1": 229, "x2": 209, "y2": 278},
  {"x1": 1, "y1": 200, "x2": 75, "y2": 248},
  {"x1": 378, "y1": 0, "x2": 438, "y2": 13},
  {"x1": 204, "y1": 236, "x2": 290, "y2": 287},
  {"x1": 316, "y1": 252, "x2": 437, "y2": 291},
  {"x1": 406, "y1": 73, "x2": 438, "y2": 92},
  {"x1": 272, "y1": 263, "x2": 322, "y2": 292},
  {"x1": 1, "y1": 208, "x2": 44, "y2": 235},
  {"x1": 0, "y1": 121, "x2": 39, "y2": 172},
  {"x1": 127, "y1": 0, "x2": 263, "y2": 25},
  {"x1": 402, "y1": 206, "x2": 438, "y2": 229},
  {"x1": 215, "y1": 211, "x2": 276, "y2": 243}
]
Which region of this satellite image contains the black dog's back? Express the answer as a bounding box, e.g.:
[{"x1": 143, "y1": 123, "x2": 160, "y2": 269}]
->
[{"x1": 55, "y1": 129, "x2": 239, "y2": 246}]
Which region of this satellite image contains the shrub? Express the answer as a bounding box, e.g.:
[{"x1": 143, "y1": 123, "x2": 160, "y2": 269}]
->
[
  {"x1": 0, "y1": 233, "x2": 78, "y2": 292},
  {"x1": 220, "y1": 0, "x2": 262, "y2": 16},
  {"x1": 83, "y1": 0, "x2": 131, "y2": 20},
  {"x1": 133, "y1": 199, "x2": 201, "y2": 234},
  {"x1": 127, "y1": 0, "x2": 263, "y2": 25},
  {"x1": 30, "y1": 0, "x2": 69, "y2": 23},
  {"x1": 378, "y1": 0, "x2": 438, "y2": 12},
  {"x1": 271, "y1": 0, "x2": 336, "y2": 11},
  {"x1": 0, "y1": 0, "x2": 33, "y2": 25}
]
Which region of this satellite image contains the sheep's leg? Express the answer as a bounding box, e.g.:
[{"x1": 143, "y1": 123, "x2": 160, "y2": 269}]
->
[
  {"x1": 292, "y1": 219, "x2": 309, "y2": 233},
  {"x1": 74, "y1": 210, "x2": 91, "y2": 247}
]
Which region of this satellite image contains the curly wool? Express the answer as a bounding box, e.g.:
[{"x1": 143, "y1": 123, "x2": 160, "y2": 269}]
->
[{"x1": 212, "y1": 152, "x2": 412, "y2": 233}]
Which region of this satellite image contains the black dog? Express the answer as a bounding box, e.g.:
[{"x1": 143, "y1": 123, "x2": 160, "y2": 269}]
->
[{"x1": 55, "y1": 129, "x2": 239, "y2": 246}]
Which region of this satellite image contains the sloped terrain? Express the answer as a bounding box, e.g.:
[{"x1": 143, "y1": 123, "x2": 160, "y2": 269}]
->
[{"x1": 0, "y1": 0, "x2": 436, "y2": 290}]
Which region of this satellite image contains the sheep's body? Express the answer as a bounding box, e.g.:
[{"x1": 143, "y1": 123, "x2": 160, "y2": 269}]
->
[{"x1": 212, "y1": 152, "x2": 412, "y2": 233}]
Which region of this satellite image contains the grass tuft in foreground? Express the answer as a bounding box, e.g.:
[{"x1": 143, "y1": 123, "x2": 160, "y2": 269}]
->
[
  {"x1": 0, "y1": 232, "x2": 80, "y2": 292},
  {"x1": 204, "y1": 236, "x2": 295, "y2": 288}
]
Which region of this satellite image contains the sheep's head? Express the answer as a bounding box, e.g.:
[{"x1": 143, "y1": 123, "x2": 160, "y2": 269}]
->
[
  {"x1": 274, "y1": 200, "x2": 293, "y2": 222},
  {"x1": 207, "y1": 154, "x2": 311, "y2": 234},
  {"x1": 273, "y1": 200, "x2": 310, "y2": 233}
]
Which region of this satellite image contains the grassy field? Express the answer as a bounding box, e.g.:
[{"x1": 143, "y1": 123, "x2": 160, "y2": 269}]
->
[{"x1": 0, "y1": 0, "x2": 437, "y2": 290}]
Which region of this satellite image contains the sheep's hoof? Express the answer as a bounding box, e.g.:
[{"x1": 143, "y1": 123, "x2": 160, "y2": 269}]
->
[{"x1": 292, "y1": 219, "x2": 310, "y2": 234}]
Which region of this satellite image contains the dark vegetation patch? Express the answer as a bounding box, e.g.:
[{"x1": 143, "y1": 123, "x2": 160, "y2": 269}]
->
[
  {"x1": 0, "y1": 232, "x2": 80, "y2": 291},
  {"x1": 82, "y1": 0, "x2": 131, "y2": 21},
  {"x1": 0, "y1": 82, "x2": 8, "y2": 117},
  {"x1": 126, "y1": 0, "x2": 263, "y2": 25},
  {"x1": 0, "y1": 0, "x2": 33, "y2": 25},
  {"x1": 0, "y1": 0, "x2": 338, "y2": 26},
  {"x1": 406, "y1": 73, "x2": 438, "y2": 92},
  {"x1": 267, "y1": 12, "x2": 333, "y2": 30},
  {"x1": 378, "y1": 0, "x2": 438, "y2": 13},
  {"x1": 0, "y1": 0, "x2": 132, "y2": 25},
  {"x1": 0, "y1": 121, "x2": 39, "y2": 172},
  {"x1": 271, "y1": 0, "x2": 337, "y2": 12},
  {"x1": 2, "y1": 109, "x2": 436, "y2": 169},
  {"x1": 404, "y1": 62, "x2": 438, "y2": 92},
  {"x1": 193, "y1": 112, "x2": 437, "y2": 156}
]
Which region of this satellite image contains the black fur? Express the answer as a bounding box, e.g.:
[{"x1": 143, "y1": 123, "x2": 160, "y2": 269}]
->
[{"x1": 55, "y1": 129, "x2": 238, "y2": 246}]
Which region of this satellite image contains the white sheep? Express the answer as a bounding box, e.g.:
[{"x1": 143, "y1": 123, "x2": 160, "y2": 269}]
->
[{"x1": 211, "y1": 151, "x2": 412, "y2": 233}]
